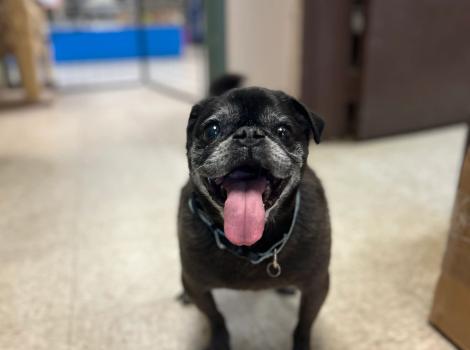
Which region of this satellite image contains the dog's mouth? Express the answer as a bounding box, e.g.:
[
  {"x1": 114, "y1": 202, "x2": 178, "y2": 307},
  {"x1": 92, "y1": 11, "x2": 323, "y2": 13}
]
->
[
  {"x1": 204, "y1": 165, "x2": 289, "y2": 247},
  {"x1": 205, "y1": 166, "x2": 288, "y2": 209}
]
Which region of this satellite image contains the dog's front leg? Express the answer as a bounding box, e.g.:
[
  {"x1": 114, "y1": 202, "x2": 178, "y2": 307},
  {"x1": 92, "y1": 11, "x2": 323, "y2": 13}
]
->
[
  {"x1": 182, "y1": 275, "x2": 230, "y2": 350},
  {"x1": 293, "y1": 273, "x2": 329, "y2": 350}
]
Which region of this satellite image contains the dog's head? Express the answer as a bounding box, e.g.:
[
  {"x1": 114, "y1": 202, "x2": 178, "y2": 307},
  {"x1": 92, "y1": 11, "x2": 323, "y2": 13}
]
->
[{"x1": 186, "y1": 87, "x2": 324, "y2": 246}]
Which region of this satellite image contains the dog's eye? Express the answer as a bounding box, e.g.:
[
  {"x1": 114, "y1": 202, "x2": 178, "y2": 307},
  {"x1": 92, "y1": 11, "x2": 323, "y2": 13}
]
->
[
  {"x1": 204, "y1": 122, "x2": 220, "y2": 142},
  {"x1": 276, "y1": 126, "x2": 290, "y2": 139}
]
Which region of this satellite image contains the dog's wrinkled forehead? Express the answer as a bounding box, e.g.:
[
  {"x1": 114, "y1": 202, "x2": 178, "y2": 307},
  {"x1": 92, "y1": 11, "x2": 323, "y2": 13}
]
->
[
  {"x1": 225, "y1": 88, "x2": 280, "y2": 120},
  {"x1": 216, "y1": 89, "x2": 298, "y2": 125}
]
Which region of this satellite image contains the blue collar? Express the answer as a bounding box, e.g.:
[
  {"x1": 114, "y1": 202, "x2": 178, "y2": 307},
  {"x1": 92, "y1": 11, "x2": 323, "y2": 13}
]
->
[{"x1": 188, "y1": 191, "x2": 301, "y2": 267}]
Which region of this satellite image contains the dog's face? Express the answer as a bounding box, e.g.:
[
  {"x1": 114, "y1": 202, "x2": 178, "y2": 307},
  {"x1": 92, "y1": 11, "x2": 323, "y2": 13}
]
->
[{"x1": 186, "y1": 87, "x2": 324, "y2": 246}]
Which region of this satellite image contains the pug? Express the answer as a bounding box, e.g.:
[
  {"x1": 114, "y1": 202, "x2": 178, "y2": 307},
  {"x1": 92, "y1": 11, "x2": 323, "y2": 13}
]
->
[{"x1": 177, "y1": 76, "x2": 331, "y2": 350}]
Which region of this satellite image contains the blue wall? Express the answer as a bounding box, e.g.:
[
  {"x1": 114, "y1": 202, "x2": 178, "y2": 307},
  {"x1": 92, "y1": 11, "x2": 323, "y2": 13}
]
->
[{"x1": 51, "y1": 25, "x2": 183, "y2": 62}]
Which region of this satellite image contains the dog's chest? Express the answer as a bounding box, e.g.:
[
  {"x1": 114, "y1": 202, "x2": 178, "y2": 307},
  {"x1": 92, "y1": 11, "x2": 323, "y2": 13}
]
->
[{"x1": 184, "y1": 245, "x2": 304, "y2": 289}]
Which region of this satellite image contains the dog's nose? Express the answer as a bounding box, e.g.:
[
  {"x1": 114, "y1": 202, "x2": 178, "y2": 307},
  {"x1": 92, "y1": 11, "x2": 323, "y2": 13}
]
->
[{"x1": 233, "y1": 126, "x2": 265, "y2": 146}]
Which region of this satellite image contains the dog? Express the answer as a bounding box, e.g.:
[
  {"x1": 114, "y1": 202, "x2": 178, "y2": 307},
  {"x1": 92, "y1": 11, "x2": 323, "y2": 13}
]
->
[{"x1": 177, "y1": 75, "x2": 331, "y2": 350}]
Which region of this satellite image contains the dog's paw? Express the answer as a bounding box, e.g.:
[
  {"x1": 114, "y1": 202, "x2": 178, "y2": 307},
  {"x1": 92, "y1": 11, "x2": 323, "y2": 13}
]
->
[
  {"x1": 292, "y1": 338, "x2": 310, "y2": 350},
  {"x1": 293, "y1": 328, "x2": 311, "y2": 350},
  {"x1": 204, "y1": 328, "x2": 230, "y2": 350},
  {"x1": 176, "y1": 291, "x2": 192, "y2": 305},
  {"x1": 204, "y1": 341, "x2": 230, "y2": 350},
  {"x1": 276, "y1": 287, "x2": 297, "y2": 296}
]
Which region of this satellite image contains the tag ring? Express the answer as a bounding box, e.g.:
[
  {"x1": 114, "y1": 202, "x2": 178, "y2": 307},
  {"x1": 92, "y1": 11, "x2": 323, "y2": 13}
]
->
[
  {"x1": 266, "y1": 249, "x2": 281, "y2": 278},
  {"x1": 267, "y1": 261, "x2": 281, "y2": 278}
]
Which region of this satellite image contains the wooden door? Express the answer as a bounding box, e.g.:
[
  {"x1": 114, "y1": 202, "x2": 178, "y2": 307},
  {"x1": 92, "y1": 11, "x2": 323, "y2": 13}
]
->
[{"x1": 357, "y1": 0, "x2": 470, "y2": 139}]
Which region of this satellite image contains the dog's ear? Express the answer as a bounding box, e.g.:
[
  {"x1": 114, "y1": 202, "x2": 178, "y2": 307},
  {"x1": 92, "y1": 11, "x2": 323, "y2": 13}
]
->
[
  {"x1": 291, "y1": 99, "x2": 325, "y2": 144},
  {"x1": 186, "y1": 103, "x2": 202, "y2": 150},
  {"x1": 187, "y1": 103, "x2": 201, "y2": 135}
]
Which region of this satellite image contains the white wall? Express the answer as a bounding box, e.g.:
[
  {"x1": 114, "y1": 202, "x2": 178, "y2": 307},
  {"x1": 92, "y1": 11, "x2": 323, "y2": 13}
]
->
[{"x1": 225, "y1": 0, "x2": 303, "y2": 97}]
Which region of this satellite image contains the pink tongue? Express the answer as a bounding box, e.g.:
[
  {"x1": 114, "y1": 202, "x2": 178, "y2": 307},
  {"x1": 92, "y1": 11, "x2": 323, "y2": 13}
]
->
[{"x1": 223, "y1": 178, "x2": 267, "y2": 246}]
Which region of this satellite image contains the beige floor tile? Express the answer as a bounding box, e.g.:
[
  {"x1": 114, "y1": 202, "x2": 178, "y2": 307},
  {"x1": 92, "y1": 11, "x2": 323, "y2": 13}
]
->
[
  {"x1": 0, "y1": 247, "x2": 73, "y2": 350},
  {"x1": 0, "y1": 317, "x2": 69, "y2": 350}
]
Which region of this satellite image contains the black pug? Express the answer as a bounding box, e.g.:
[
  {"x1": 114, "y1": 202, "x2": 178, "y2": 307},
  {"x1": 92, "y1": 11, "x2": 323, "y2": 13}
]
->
[{"x1": 177, "y1": 76, "x2": 331, "y2": 350}]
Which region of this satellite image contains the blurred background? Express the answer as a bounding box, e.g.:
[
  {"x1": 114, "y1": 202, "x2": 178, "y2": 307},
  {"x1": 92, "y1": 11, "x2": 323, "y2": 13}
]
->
[{"x1": 0, "y1": 1, "x2": 469, "y2": 349}]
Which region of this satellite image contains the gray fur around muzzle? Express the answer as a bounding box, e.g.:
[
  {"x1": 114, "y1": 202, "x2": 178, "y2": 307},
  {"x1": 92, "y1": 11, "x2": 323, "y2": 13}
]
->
[{"x1": 191, "y1": 131, "x2": 301, "y2": 180}]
